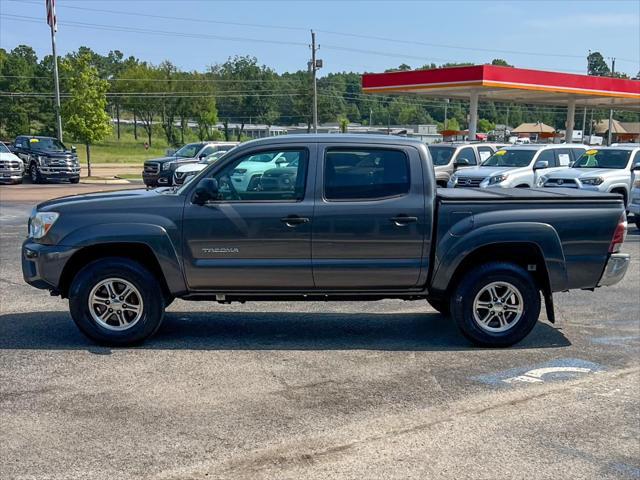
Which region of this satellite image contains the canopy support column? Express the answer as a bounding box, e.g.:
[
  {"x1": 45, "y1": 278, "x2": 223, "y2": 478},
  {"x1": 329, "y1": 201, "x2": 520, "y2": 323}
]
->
[
  {"x1": 468, "y1": 90, "x2": 479, "y2": 141},
  {"x1": 566, "y1": 98, "x2": 576, "y2": 143}
]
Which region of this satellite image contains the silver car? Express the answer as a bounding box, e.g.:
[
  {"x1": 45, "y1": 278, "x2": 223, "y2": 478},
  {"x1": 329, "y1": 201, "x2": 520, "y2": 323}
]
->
[
  {"x1": 540, "y1": 146, "x2": 640, "y2": 207},
  {"x1": 449, "y1": 144, "x2": 586, "y2": 189}
]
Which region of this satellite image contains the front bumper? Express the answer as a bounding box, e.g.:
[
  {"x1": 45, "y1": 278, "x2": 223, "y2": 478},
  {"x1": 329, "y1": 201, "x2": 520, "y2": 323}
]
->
[
  {"x1": 22, "y1": 240, "x2": 78, "y2": 292},
  {"x1": 143, "y1": 171, "x2": 172, "y2": 187},
  {"x1": 0, "y1": 170, "x2": 23, "y2": 182},
  {"x1": 597, "y1": 253, "x2": 630, "y2": 287}
]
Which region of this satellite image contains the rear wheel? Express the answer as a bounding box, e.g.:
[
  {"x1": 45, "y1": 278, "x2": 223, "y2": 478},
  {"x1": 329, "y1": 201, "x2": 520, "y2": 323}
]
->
[
  {"x1": 450, "y1": 262, "x2": 541, "y2": 347},
  {"x1": 69, "y1": 257, "x2": 165, "y2": 346}
]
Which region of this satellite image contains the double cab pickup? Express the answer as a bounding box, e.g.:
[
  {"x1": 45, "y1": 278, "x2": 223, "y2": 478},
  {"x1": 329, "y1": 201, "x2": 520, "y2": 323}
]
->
[{"x1": 22, "y1": 135, "x2": 630, "y2": 347}]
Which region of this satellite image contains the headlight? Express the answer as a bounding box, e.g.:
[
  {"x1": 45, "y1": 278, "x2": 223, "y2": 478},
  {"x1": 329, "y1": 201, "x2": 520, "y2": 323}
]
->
[
  {"x1": 29, "y1": 212, "x2": 59, "y2": 239},
  {"x1": 488, "y1": 174, "x2": 508, "y2": 185},
  {"x1": 449, "y1": 173, "x2": 458, "y2": 184},
  {"x1": 537, "y1": 176, "x2": 548, "y2": 187},
  {"x1": 581, "y1": 177, "x2": 604, "y2": 186},
  {"x1": 37, "y1": 155, "x2": 49, "y2": 165},
  {"x1": 162, "y1": 162, "x2": 173, "y2": 171}
]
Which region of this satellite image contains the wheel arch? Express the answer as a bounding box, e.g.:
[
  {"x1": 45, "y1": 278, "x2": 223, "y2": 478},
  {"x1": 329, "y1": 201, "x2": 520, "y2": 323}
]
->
[
  {"x1": 430, "y1": 222, "x2": 568, "y2": 296},
  {"x1": 58, "y1": 242, "x2": 178, "y2": 300}
]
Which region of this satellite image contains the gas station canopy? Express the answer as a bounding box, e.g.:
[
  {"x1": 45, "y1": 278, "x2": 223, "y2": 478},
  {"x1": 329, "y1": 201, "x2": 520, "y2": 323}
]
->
[{"x1": 362, "y1": 65, "x2": 640, "y2": 140}]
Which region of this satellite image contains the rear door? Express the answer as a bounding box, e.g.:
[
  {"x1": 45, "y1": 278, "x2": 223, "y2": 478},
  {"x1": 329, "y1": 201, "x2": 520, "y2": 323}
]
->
[
  {"x1": 181, "y1": 144, "x2": 316, "y2": 290},
  {"x1": 312, "y1": 143, "x2": 427, "y2": 289}
]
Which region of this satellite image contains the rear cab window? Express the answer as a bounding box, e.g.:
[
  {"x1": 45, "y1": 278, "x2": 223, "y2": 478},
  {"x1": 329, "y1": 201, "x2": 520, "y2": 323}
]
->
[{"x1": 324, "y1": 148, "x2": 410, "y2": 200}]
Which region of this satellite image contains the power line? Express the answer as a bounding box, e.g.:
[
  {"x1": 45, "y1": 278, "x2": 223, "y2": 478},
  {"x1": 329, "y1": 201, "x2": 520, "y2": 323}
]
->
[
  {"x1": 7, "y1": 0, "x2": 637, "y2": 65},
  {"x1": 0, "y1": 14, "x2": 308, "y2": 48}
]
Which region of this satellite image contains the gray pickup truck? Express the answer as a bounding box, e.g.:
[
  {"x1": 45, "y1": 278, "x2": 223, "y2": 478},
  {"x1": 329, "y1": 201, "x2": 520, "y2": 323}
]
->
[{"x1": 22, "y1": 135, "x2": 630, "y2": 348}]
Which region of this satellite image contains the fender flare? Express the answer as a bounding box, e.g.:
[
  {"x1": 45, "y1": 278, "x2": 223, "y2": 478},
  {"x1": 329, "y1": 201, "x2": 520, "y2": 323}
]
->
[
  {"x1": 60, "y1": 223, "x2": 187, "y2": 295},
  {"x1": 431, "y1": 221, "x2": 568, "y2": 294}
]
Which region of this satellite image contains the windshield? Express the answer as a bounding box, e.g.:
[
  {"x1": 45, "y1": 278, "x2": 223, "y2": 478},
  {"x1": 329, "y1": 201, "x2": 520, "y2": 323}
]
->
[
  {"x1": 428, "y1": 146, "x2": 456, "y2": 166},
  {"x1": 174, "y1": 143, "x2": 204, "y2": 158},
  {"x1": 29, "y1": 138, "x2": 66, "y2": 152},
  {"x1": 572, "y1": 149, "x2": 631, "y2": 169},
  {"x1": 0, "y1": 142, "x2": 9, "y2": 153},
  {"x1": 200, "y1": 150, "x2": 229, "y2": 164},
  {"x1": 481, "y1": 149, "x2": 535, "y2": 167}
]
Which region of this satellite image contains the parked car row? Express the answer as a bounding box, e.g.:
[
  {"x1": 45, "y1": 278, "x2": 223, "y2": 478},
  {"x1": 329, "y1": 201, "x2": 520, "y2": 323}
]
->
[
  {"x1": 142, "y1": 141, "x2": 239, "y2": 188},
  {"x1": 445, "y1": 144, "x2": 640, "y2": 215}
]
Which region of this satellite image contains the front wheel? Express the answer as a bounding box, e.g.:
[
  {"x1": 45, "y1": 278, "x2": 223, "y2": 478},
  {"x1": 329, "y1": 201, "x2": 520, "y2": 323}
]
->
[
  {"x1": 450, "y1": 262, "x2": 541, "y2": 347},
  {"x1": 69, "y1": 177, "x2": 80, "y2": 184},
  {"x1": 69, "y1": 257, "x2": 165, "y2": 346},
  {"x1": 30, "y1": 163, "x2": 43, "y2": 184}
]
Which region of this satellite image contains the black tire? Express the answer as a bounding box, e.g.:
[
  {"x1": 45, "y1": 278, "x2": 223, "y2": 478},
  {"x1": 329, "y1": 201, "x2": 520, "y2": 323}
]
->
[
  {"x1": 30, "y1": 163, "x2": 43, "y2": 184},
  {"x1": 427, "y1": 297, "x2": 450, "y2": 316},
  {"x1": 69, "y1": 177, "x2": 80, "y2": 184},
  {"x1": 68, "y1": 257, "x2": 165, "y2": 346},
  {"x1": 635, "y1": 217, "x2": 640, "y2": 231},
  {"x1": 450, "y1": 262, "x2": 541, "y2": 348}
]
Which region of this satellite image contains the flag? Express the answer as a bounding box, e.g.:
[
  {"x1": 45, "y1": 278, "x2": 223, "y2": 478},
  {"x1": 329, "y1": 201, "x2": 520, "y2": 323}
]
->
[{"x1": 46, "y1": 0, "x2": 57, "y2": 32}]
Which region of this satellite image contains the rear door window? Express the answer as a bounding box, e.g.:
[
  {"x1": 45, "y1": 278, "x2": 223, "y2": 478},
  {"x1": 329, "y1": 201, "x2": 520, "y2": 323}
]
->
[
  {"x1": 477, "y1": 146, "x2": 494, "y2": 162},
  {"x1": 324, "y1": 148, "x2": 410, "y2": 200},
  {"x1": 555, "y1": 149, "x2": 572, "y2": 166},
  {"x1": 537, "y1": 149, "x2": 557, "y2": 167}
]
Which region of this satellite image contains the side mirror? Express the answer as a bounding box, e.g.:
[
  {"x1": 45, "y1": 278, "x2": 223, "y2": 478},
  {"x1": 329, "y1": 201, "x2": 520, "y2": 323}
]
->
[
  {"x1": 199, "y1": 153, "x2": 207, "y2": 160},
  {"x1": 455, "y1": 158, "x2": 470, "y2": 167},
  {"x1": 632, "y1": 162, "x2": 640, "y2": 171},
  {"x1": 275, "y1": 158, "x2": 286, "y2": 166},
  {"x1": 534, "y1": 160, "x2": 549, "y2": 170},
  {"x1": 71, "y1": 145, "x2": 77, "y2": 153},
  {"x1": 192, "y1": 178, "x2": 219, "y2": 205}
]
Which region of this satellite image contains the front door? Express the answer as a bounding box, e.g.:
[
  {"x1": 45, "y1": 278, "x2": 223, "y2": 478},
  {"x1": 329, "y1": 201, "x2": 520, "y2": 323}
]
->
[
  {"x1": 312, "y1": 144, "x2": 427, "y2": 289},
  {"x1": 182, "y1": 145, "x2": 316, "y2": 290}
]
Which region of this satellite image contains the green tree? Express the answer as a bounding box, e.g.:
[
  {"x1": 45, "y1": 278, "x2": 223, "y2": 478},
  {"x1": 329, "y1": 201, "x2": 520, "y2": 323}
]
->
[
  {"x1": 60, "y1": 53, "x2": 111, "y2": 176},
  {"x1": 116, "y1": 63, "x2": 160, "y2": 146},
  {"x1": 587, "y1": 52, "x2": 610, "y2": 76},
  {"x1": 477, "y1": 118, "x2": 495, "y2": 132},
  {"x1": 490, "y1": 58, "x2": 512, "y2": 67}
]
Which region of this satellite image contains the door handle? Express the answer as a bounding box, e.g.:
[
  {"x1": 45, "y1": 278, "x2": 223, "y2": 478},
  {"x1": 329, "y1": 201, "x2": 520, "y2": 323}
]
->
[
  {"x1": 281, "y1": 215, "x2": 310, "y2": 226},
  {"x1": 390, "y1": 215, "x2": 418, "y2": 225}
]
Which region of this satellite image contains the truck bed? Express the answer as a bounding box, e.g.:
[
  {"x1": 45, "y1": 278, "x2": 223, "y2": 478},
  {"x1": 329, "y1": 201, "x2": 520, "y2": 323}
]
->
[{"x1": 437, "y1": 187, "x2": 623, "y2": 202}]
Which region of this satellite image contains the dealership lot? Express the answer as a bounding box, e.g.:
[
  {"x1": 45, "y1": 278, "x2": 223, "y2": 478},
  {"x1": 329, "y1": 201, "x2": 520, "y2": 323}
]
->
[{"x1": 1, "y1": 185, "x2": 639, "y2": 479}]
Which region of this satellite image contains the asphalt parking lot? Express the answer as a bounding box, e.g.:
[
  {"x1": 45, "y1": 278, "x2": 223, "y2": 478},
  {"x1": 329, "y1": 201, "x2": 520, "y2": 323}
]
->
[{"x1": 1, "y1": 184, "x2": 639, "y2": 480}]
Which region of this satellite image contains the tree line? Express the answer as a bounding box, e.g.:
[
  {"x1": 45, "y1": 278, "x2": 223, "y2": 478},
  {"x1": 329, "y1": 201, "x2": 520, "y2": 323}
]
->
[{"x1": 1, "y1": 45, "x2": 638, "y2": 148}]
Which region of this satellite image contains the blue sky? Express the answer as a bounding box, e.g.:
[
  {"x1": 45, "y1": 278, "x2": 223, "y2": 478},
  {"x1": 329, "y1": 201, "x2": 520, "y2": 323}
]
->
[{"x1": 1, "y1": 0, "x2": 639, "y2": 77}]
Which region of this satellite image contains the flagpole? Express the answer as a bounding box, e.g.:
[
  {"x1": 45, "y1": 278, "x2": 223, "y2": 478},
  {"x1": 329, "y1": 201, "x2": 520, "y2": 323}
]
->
[{"x1": 48, "y1": 2, "x2": 63, "y2": 141}]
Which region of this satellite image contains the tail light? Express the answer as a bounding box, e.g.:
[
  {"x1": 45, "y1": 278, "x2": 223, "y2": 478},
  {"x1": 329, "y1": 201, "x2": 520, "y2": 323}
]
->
[{"x1": 609, "y1": 213, "x2": 627, "y2": 253}]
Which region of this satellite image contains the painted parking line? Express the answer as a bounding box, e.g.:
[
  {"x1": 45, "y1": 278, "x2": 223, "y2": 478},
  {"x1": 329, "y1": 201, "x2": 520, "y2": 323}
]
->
[
  {"x1": 591, "y1": 335, "x2": 640, "y2": 346},
  {"x1": 473, "y1": 358, "x2": 605, "y2": 387}
]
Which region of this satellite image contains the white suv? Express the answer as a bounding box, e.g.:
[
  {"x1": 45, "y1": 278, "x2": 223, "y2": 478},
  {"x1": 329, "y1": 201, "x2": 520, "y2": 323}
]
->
[
  {"x1": 448, "y1": 144, "x2": 586, "y2": 189},
  {"x1": 540, "y1": 146, "x2": 640, "y2": 207}
]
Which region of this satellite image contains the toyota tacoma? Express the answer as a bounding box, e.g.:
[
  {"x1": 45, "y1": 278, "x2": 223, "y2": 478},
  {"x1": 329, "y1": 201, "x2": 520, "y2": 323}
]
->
[{"x1": 22, "y1": 135, "x2": 630, "y2": 347}]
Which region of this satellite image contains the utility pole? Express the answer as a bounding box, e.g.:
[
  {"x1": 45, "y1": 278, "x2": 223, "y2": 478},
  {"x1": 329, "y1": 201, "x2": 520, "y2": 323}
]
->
[
  {"x1": 443, "y1": 98, "x2": 449, "y2": 130},
  {"x1": 607, "y1": 58, "x2": 615, "y2": 146},
  {"x1": 47, "y1": 0, "x2": 63, "y2": 142},
  {"x1": 309, "y1": 31, "x2": 322, "y2": 134},
  {"x1": 581, "y1": 107, "x2": 587, "y2": 143}
]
